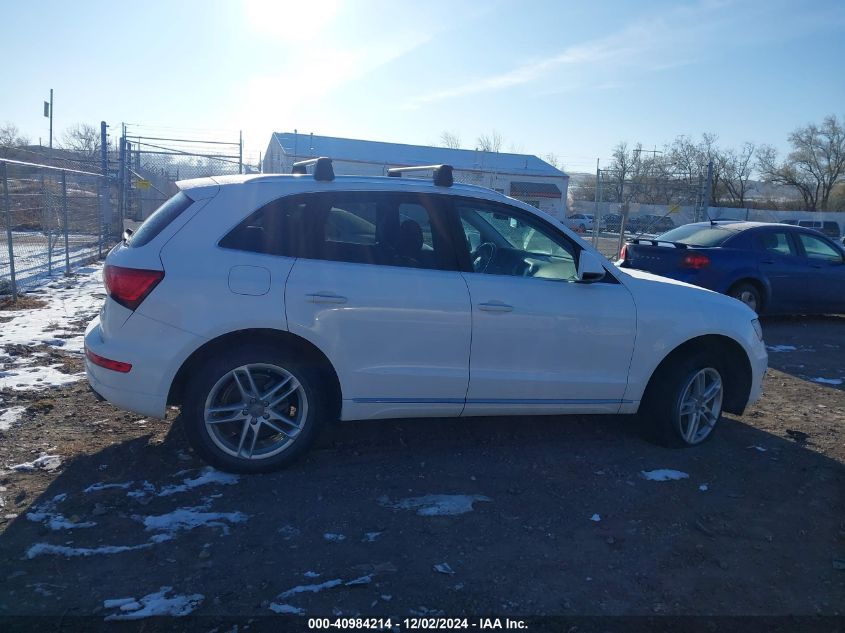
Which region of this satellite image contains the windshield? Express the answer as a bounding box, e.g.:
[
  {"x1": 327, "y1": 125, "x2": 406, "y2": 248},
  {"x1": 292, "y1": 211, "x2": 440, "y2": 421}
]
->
[{"x1": 656, "y1": 224, "x2": 737, "y2": 246}]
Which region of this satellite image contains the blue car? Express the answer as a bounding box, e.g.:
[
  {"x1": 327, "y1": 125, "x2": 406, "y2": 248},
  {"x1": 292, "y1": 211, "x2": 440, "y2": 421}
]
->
[{"x1": 618, "y1": 221, "x2": 845, "y2": 314}]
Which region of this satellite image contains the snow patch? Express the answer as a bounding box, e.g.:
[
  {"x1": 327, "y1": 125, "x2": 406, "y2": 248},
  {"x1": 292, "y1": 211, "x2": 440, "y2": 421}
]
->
[
  {"x1": 640, "y1": 469, "x2": 689, "y2": 482},
  {"x1": 9, "y1": 454, "x2": 62, "y2": 472},
  {"x1": 590, "y1": 513, "x2": 601, "y2": 522},
  {"x1": 26, "y1": 542, "x2": 153, "y2": 559},
  {"x1": 155, "y1": 468, "x2": 239, "y2": 497},
  {"x1": 766, "y1": 345, "x2": 797, "y2": 353},
  {"x1": 810, "y1": 377, "x2": 843, "y2": 385},
  {"x1": 27, "y1": 493, "x2": 96, "y2": 531},
  {"x1": 277, "y1": 579, "x2": 343, "y2": 599},
  {"x1": 699, "y1": 484, "x2": 709, "y2": 492},
  {"x1": 84, "y1": 481, "x2": 133, "y2": 493},
  {"x1": 748, "y1": 445, "x2": 767, "y2": 452},
  {"x1": 140, "y1": 506, "x2": 248, "y2": 536},
  {"x1": 0, "y1": 406, "x2": 26, "y2": 430},
  {"x1": 103, "y1": 586, "x2": 203, "y2": 620},
  {"x1": 323, "y1": 532, "x2": 346, "y2": 542},
  {"x1": 363, "y1": 531, "x2": 383, "y2": 542},
  {"x1": 269, "y1": 603, "x2": 305, "y2": 615},
  {"x1": 380, "y1": 494, "x2": 491, "y2": 516}
]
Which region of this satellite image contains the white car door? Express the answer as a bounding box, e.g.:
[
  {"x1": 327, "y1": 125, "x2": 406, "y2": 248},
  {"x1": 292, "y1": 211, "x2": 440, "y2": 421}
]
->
[
  {"x1": 454, "y1": 199, "x2": 637, "y2": 415},
  {"x1": 285, "y1": 191, "x2": 471, "y2": 420}
]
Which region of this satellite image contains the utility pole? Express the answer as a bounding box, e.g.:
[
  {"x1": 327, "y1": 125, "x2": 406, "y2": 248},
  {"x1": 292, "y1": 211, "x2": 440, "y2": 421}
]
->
[
  {"x1": 43, "y1": 89, "x2": 54, "y2": 149},
  {"x1": 701, "y1": 160, "x2": 713, "y2": 222},
  {"x1": 592, "y1": 159, "x2": 601, "y2": 248}
]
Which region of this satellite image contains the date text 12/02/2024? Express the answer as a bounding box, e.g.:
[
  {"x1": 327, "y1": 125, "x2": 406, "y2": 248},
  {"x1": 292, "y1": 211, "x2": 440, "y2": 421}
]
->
[{"x1": 307, "y1": 618, "x2": 529, "y2": 630}]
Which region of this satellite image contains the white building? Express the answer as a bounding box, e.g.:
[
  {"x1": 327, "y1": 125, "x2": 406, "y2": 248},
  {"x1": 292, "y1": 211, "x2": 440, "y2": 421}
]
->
[{"x1": 263, "y1": 132, "x2": 569, "y2": 219}]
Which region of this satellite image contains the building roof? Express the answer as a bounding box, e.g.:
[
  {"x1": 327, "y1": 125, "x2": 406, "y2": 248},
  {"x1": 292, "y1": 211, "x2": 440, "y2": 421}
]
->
[
  {"x1": 510, "y1": 181, "x2": 562, "y2": 198},
  {"x1": 270, "y1": 132, "x2": 567, "y2": 178}
]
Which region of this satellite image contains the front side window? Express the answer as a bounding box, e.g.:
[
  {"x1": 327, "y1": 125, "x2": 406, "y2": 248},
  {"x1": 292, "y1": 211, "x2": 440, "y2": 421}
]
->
[
  {"x1": 457, "y1": 201, "x2": 577, "y2": 281},
  {"x1": 755, "y1": 231, "x2": 797, "y2": 256},
  {"x1": 798, "y1": 233, "x2": 842, "y2": 261}
]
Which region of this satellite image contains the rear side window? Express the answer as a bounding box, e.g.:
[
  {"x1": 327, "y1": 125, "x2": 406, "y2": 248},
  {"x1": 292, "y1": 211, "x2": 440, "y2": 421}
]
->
[
  {"x1": 219, "y1": 195, "x2": 309, "y2": 256},
  {"x1": 656, "y1": 224, "x2": 735, "y2": 246},
  {"x1": 128, "y1": 192, "x2": 193, "y2": 248},
  {"x1": 755, "y1": 231, "x2": 796, "y2": 256}
]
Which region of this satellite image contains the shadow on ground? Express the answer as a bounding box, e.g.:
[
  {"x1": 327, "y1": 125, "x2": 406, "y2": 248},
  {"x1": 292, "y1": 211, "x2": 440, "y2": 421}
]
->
[{"x1": 1, "y1": 405, "x2": 843, "y2": 621}]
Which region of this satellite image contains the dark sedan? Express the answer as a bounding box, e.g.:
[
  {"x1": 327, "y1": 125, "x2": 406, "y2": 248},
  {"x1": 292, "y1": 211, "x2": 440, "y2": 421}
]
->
[
  {"x1": 618, "y1": 221, "x2": 845, "y2": 314},
  {"x1": 627, "y1": 214, "x2": 675, "y2": 235}
]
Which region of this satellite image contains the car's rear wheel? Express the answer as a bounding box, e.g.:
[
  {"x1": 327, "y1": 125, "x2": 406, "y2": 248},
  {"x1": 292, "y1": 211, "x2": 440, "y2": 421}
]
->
[
  {"x1": 729, "y1": 282, "x2": 761, "y2": 314},
  {"x1": 643, "y1": 353, "x2": 725, "y2": 448},
  {"x1": 182, "y1": 345, "x2": 326, "y2": 473}
]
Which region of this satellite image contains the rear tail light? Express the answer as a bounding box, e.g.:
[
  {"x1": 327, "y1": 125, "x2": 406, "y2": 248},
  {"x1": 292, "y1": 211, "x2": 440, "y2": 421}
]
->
[
  {"x1": 86, "y1": 348, "x2": 132, "y2": 373},
  {"x1": 103, "y1": 265, "x2": 164, "y2": 311},
  {"x1": 619, "y1": 244, "x2": 628, "y2": 261},
  {"x1": 681, "y1": 253, "x2": 710, "y2": 269}
]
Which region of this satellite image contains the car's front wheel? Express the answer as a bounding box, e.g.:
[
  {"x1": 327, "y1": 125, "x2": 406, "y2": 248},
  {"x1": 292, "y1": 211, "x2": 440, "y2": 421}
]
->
[
  {"x1": 643, "y1": 353, "x2": 725, "y2": 448},
  {"x1": 182, "y1": 346, "x2": 326, "y2": 473}
]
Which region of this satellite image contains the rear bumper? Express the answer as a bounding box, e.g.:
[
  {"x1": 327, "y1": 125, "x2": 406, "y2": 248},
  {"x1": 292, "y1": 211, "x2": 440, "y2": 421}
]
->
[{"x1": 84, "y1": 316, "x2": 196, "y2": 419}]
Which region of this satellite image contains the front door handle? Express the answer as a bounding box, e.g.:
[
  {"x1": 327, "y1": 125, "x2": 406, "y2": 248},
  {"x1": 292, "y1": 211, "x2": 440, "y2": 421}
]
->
[
  {"x1": 306, "y1": 292, "x2": 348, "y2": 304},
  {"x1": 478, "y1": 301, "x2": 514, "y2": 313}
]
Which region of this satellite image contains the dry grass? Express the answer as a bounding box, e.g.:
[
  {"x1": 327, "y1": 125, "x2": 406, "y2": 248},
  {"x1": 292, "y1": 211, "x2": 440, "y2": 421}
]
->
[{"x1": 0, "y1": 294, "x2": 48, "y2": 311}]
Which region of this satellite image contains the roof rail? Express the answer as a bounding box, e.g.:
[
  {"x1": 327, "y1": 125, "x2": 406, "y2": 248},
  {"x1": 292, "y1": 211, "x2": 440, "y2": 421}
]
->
[
  {"x1": 387, "y1": 164, "x2": 453, "y2": 187},
  {"x1": 292, "y1": 157, "x2": 334, "y2": 181}
]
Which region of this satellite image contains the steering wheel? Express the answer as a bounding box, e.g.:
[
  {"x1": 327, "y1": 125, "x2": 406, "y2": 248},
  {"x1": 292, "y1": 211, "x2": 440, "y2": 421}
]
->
[{"x1": 472, "y1": 242, "x2": 497, "y2": 273}]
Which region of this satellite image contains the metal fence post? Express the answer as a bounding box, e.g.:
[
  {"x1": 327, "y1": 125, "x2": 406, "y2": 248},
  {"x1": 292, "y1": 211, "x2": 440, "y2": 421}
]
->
[
  {"x1": 2, "y1": 162, "x2": 18, "y2": 299},
  {"x1": 97, "y1": 186, "x2": 103, "y2": 258},
  {"x1": 62, "y1": 170, "x2": 70, "y2": 275},
  {"x1": 42, "y1": 172, "x2": 51, "y2": 275}
]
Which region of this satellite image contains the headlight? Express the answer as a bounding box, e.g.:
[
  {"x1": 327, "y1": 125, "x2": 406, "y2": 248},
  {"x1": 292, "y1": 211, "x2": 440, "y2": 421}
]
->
[{"x1": 751, "y1": 318, "x2": 763, "y2": 341}]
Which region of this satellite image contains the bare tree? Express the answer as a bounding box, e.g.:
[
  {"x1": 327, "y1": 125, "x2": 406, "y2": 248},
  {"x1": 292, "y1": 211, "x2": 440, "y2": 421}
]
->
[
  {"x1": 0, "y1": 122, "x2": 30, "y2": 157},
  {"x1": 476, "y1": 130, "x2": 503, "y2": 153},
  {"x1": 61, "y1": 123, "x2": 100, "y2": 160},
  {"x1": 440, "y1": 131, "x2": 461, "y2": 149},
  {"x1": 544, "y1": 153, "x2": 564, "y2": 171},
  {"x1": 719, "y1": 143, "x2": 755, "y2": 207},
  {"x1": 757, "y1": 115, "x2": 845, "y2": 211}
]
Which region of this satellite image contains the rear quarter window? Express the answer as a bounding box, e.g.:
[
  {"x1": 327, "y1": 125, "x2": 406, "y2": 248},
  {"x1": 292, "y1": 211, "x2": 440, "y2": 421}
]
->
[{"x1": 128, "y1": 192, "x2": 193, "y2": 248}]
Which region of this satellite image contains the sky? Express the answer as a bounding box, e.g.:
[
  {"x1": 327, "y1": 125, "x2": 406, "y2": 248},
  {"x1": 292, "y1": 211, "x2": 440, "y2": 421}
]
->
[{"x1": 1, "y1": 0, "x2": 844, "y2": 173}]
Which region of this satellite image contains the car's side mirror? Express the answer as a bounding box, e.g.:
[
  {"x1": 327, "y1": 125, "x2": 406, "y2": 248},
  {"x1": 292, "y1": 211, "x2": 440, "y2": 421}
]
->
[{"x1": 576, "y1": 250, "x2": 606, "y2": 283}]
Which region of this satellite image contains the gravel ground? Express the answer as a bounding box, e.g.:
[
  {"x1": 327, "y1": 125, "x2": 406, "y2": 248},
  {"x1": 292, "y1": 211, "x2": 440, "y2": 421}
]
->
[{"x1": 0, "y1": 271, "x2": 843, "y2": 630}]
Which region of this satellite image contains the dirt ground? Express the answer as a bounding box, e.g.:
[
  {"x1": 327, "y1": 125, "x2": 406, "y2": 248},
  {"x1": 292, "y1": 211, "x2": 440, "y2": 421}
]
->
[{"x1": 0, "y1": 292, "x2": 843, "y2": 628}]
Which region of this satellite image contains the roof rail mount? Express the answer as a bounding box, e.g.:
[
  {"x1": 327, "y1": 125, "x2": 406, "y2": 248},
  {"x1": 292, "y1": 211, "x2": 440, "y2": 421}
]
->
[
  {"x1": 387, "y1": 164, "x2": 453, "y2": 187},
  {"x1": 292, "y1": 157, "x2": 334, "y2": 181}
]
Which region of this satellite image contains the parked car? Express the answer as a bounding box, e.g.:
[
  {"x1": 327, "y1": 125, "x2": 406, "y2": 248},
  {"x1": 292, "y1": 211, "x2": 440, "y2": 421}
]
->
[
  {"x1": 564, "y1": 213, "x2": 594, "y2": 232},
  {"x1": 619, "y1": 220, "x2": 845, "y2": 314},
  {"x1": 780, "y1": 219, "x2": 841, "y2": 239},
  {"x1": 628, "y1": 214, "x2": 675, "y2": 234},
  {"x1": 86, "y1": 160, "x2": 766, "y2": 472},
  {"x1": 602, "y1": 213, "x2": 623, "y2": 232}
]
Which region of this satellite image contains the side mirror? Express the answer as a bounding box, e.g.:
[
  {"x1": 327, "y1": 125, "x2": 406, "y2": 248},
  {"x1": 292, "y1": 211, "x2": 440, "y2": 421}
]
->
[{"x1": 576, "y1": 250, "x2": 606, "y2": 283}]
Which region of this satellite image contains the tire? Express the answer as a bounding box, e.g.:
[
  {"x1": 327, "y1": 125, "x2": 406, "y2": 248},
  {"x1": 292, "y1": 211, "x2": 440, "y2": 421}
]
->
[
  {"x1": 641, "y1": 352, "x2": 725, "y2": 448},
  {"x1": 182, "y1": 344, "x2": 328, "y2": 473},
  {"x1": 728, "y1": 282, "x2": 761, "y2": 314}
]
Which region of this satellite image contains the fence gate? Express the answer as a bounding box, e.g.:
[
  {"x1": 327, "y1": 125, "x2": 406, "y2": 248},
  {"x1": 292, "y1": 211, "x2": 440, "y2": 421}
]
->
[{"x1": 120, "y1": 126, "x2": 245, "y2": 221}]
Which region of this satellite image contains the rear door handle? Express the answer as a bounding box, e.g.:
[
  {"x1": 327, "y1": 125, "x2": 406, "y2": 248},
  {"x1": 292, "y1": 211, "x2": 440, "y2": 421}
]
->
[
  {"x1": 306, "y1": 292, "x2": 348, "y2": 304},
  {"x1": 478, "y1": 302, "x2": 514, "y2": 313},
  {"x1": 761, "y1": 259, "x2": 774, "y2": 264}
]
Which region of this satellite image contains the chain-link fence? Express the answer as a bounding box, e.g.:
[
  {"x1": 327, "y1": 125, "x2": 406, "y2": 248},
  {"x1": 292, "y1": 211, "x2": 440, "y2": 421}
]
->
[
  {"x1": 1, "y1": 158, "x2": 118, "y2": 297},
  {"x1": 121, "y1": 128, "x2": 248, "y2": 221}
]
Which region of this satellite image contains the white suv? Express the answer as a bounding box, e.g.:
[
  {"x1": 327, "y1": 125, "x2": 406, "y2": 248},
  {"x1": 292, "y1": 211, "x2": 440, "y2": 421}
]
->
[{"x1": 85, "y1": 159, "x2": 767, "y2": 473}]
